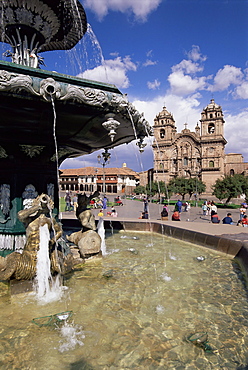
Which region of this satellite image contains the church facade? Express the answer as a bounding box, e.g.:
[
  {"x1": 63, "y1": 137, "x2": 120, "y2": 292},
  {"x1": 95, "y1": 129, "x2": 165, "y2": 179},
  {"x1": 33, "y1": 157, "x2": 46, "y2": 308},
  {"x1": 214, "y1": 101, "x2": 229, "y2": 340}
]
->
[{"x1": 152, "y1": 99, "x2": 248, "y2": 194}]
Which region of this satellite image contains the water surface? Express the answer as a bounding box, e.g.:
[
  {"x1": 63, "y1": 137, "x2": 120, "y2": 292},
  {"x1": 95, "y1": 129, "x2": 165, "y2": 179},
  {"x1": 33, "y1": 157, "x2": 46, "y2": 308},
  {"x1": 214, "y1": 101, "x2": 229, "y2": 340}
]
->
[{"x1": 0, "y1": 231, "x2": 247, "y2": 369}]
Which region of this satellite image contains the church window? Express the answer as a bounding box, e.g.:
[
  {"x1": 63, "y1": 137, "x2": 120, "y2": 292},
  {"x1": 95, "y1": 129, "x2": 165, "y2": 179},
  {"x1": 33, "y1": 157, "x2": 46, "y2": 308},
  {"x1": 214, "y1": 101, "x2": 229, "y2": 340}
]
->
[
  {"x1": 208, "y1": 123, "x2": 215, "y2": 134},
  {"x1": 159, "y1": 163, "x2": 163, "y2": 170},
  {"x1": 160, "y1": 129, "x2": 165, "y2": 139},
  {"x1": 230, "y1": 169, "x2": 235, "y2": 176},
  {"x1": 209, "y1": 114, "x2": 213, "y2": 118},
  {"x1": 209, "y1": 160, "x2": 214, "y2": 167},
  {"x1": 161, "y1": 120, "x2": 164, "y2": 124},
  {"x1": 184, "y1": 157, "x2": 188, "y2": 166}
]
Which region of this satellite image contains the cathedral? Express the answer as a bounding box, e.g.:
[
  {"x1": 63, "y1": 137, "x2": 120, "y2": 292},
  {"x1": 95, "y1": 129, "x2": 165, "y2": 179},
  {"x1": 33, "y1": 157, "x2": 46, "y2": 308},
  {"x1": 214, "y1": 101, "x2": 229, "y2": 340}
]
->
[{"x1": 152, "y1": 99, "x2": 248, "y2": 194}]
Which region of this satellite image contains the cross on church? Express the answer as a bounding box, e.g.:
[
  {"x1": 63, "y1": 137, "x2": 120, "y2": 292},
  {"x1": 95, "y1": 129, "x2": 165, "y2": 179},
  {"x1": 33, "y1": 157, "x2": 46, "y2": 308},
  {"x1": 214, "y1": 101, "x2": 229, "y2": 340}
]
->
[{"x1": 184, "y1": 123, "x2": 188, "y2": 130}]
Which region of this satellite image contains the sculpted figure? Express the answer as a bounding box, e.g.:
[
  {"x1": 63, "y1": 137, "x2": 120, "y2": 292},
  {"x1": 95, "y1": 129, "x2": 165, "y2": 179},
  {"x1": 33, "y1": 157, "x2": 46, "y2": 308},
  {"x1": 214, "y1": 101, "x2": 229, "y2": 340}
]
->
[
  {"x1": 76, "y1": 191, "x2": 100, "y2": 231},
  {"x1": 67, "y1": 191, "x2": 102, "y2": 257},
  {"x1": 18, "y1": 194, "x2": 62, "y2": 251},
  {"x1": 0, "y1": 194, "x2": 73, "y2": 280}
]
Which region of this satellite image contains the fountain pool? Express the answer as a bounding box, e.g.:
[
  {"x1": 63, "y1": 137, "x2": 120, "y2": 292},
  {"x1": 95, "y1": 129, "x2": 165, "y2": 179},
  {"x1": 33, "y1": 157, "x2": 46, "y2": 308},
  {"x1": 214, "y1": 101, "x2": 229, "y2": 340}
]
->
[{"x1": 0, "y1": 231, "x2": 247, "y2": 369}]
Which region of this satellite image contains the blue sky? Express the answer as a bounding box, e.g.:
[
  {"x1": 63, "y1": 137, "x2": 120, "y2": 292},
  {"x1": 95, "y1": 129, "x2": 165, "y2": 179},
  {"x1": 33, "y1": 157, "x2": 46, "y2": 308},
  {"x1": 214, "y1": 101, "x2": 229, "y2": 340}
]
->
[{"x1": 5, "y1": 0, "x2": 248, "y2": 172}]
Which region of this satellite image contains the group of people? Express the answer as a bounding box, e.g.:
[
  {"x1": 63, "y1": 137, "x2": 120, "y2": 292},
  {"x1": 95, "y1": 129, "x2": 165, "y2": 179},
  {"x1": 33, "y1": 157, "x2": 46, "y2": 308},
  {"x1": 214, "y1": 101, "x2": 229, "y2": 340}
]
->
[
  {"x1": 162, "y1": 198, "x2": 248, "y2": 226},
  {"x1": 170, "y1": 199, "x2": 183, "y2": 221},
  {"x1": 202, "y1": 200, "x2": 248, "y2": 226},
  {"x1": 200, "y1": 200, "x2": 225, "y2": 224},
  {"x1": 98, "y1": 206, "x2": 118, "y2": 218},
  {"x1": 64, "y1": 191, "x2": 78, "y2": 212}
]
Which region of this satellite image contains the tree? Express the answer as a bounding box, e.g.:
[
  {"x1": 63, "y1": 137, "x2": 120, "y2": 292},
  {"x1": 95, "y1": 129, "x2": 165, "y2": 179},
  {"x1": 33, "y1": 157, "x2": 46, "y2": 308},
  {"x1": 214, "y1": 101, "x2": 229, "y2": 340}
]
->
[
  {"x1": 146, "y1": 181, "x2": 171, "y2": 198},
  {"x1": 133, "y1": 185, "x2": 146, "y2": 195},
  {"x1": 212, "y1": 174, "x2": 248, "y2": 203},
  {"x1": 145, "y1": 181, "x2": 158, "y2": 197},
  {"x1": 168, "y1": 177, "x2": 206, "y2": 200},
  {"x1": 188, "y1": 177, "x2": 206, "y2": 199}
]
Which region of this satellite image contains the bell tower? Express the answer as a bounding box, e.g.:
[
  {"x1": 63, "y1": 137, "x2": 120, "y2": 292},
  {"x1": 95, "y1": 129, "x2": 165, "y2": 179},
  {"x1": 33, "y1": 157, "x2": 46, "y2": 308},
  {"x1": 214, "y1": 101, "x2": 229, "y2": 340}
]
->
[
  {"x1": 153, "y1": 106, "x2": 176, "y2": 143},
  {"x1": 200, "y1": 99, "x2": 225, "y2": 137},
  {"x1": 152, "y1": 107, "x2": 177, "y2": 180},
  {"x1": 200, "y1": 99, "x2": 227, "y2": 192}
]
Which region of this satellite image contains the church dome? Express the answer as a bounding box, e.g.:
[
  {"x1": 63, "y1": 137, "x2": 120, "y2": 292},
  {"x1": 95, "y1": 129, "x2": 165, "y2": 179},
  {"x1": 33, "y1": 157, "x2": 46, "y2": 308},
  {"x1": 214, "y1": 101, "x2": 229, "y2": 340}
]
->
[
  {"x1": 205, "y1": 99, "x2": 221, "y2": 111},
  {"x1": 156, "y1": 106, "x2": 173, "y2": 119}
]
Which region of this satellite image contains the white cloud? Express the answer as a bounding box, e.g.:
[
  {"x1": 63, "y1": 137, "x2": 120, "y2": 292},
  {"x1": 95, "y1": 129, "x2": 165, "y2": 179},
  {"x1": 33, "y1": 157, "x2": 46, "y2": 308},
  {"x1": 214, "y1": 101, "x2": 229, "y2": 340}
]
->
[
  {"x1": 77, "y1": 56, "x2": 137, "y2": 88},
  {"x1": 83, "y1": 0, "x2": 162, "y2": 21},
  {"x1": 224, "y1": 110, "x2": 248, "y2": 158},
  {"x1": 210, "y1": 65, "x2": 244, "y2": 92},
  {"x1": 168, "y1": 71, "x2": 208, "y2": 96},
  {"x1": 168, "y1": 45, "x2": 209, "y2": 96},
  {"x1": 147, "y1": 79, "x2": 160, "y2": 90},
  {"x1": 172, "y1": 59, "x2": 204, "y2": 74},
  {"x1": 143, "y1": 59, "x2": 157, "y2": 67},
  {"x1": 146, "y1": 50, "x2": 153, "y2": 58},
  {"x1": 132, "y1": 93, "x2": 201, "y2": 130},
  {"x1": 234, "y1": 81, "x2": 248, "y2": 99},
  {"x1": 186, "y1": 45, "x2": 207, "y2": 63}
]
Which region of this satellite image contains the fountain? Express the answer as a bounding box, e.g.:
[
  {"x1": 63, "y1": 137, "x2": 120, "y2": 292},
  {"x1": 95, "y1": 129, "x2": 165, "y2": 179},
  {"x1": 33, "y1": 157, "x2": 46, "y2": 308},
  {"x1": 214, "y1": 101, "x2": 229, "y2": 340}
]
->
[
  {"x1": 0, "y1": 1, "x2": 152, "y2": 263},
  {"x1": 0, "y1": 2, "x2": 247, "y2": 368}
]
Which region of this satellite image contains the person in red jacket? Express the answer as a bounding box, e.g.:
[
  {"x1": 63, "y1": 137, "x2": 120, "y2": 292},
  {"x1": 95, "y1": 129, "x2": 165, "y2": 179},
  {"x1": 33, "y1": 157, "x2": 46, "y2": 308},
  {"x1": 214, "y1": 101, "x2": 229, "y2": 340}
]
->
[
  {"x1": 211, "y1": 211, "x2": 220, "y2": 223},
  {"x1": 241, "y1": 215, "x2": 248, "y2": 227},
  {"x1": 172, "y1": 210, "x2": 180, "y2": 221}
]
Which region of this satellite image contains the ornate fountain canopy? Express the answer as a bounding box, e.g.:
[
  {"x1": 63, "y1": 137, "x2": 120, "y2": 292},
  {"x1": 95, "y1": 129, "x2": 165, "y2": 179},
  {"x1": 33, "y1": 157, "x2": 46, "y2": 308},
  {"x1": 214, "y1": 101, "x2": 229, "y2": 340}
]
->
[
  {"x1": 0, "y1": 0, "x2": 87, "y2": 66},
  {"x1": 0, "y1": 61, "x2": 152, "y2": 164}
]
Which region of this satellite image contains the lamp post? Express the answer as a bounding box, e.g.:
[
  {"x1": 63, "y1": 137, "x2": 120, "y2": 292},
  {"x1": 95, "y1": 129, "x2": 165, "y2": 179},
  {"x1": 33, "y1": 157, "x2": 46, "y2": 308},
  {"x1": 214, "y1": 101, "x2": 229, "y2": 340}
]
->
[
  {"x1": 97, "y1": 149, "x2": 111, "y2": 195},
  {"x1": 195, "y1": 169, "x2": 202, "y2": 208}
]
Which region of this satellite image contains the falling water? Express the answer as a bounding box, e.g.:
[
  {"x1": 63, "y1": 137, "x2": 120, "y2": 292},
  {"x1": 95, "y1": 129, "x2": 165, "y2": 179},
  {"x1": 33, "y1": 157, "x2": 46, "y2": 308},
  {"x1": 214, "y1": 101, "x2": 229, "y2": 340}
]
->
[
  {"x1": 58, "y1": 322, "x2": 86, "y2": 353},
  {"x1": 63, "y1": 22, "x2": 108, "y2": 78},
  {"x1": 34, "y1": 224, "x2": 64, "y2": 303},
  {"x1": 127, "y1": 108, "x2": 145, "y2": 173},
  {"x1": 35, "y1": 224, "x2": 51, "y2": 298},
  {"x1": 152, "y1": 134, "x2": 170, "y2": 203},
  {"x1": 50, "y1": 95, "x2": 61, "y2": 219},
  {"x1": 97, "y1": 217, "x2": 107, "y2": 255},
  {"x1": 32, "y1": 95, "x2": 64, "y2": 303},
  {"x1": 85, "y1": 23, "x2": 105, "y2": 67}
]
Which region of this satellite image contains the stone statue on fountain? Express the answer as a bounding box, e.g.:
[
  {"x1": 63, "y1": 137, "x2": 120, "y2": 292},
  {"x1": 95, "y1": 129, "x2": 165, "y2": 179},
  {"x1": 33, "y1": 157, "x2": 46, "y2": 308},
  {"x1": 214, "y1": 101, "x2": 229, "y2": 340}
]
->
[
  {"x1": 0, "y1": 194, "x2": 74, "y2": 280},
  {"x1": 66, "y1": 191, "x2": 102, "y2": 258}
]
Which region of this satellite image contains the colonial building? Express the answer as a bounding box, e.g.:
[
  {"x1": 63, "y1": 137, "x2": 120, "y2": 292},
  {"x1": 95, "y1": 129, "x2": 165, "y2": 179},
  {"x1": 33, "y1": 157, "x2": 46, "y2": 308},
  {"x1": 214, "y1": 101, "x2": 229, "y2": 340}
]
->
[
  {"x1": 152, "y1": 99, "x2": 248, "y2": 194},
  {"x1": 59, "y1": 165, "x2": 139, "y2": 194}
]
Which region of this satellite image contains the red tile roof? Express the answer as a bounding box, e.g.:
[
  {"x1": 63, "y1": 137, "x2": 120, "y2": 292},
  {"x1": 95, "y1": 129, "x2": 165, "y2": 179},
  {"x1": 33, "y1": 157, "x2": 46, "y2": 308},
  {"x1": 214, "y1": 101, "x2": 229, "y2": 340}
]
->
[{"x1": 60, "y1": 166, "x2": 139, "y2": 178}]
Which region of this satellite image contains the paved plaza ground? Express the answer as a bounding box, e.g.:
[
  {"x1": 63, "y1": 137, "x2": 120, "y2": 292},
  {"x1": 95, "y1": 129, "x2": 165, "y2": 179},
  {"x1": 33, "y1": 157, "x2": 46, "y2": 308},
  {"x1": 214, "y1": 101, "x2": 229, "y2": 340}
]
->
[{"x1": 61, "y1": 195, "x2": 248, "y2": 243}]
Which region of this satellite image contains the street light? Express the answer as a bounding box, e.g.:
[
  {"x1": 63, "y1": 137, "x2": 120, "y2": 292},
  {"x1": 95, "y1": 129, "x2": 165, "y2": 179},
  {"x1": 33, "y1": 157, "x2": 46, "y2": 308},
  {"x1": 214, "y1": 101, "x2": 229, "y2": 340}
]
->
[
  {"x1": 195, "y1": 169, "x2": 202, "y2": 208},
  {"x1": 97, "y1": 149, "x2": 111, "y2": 195}
]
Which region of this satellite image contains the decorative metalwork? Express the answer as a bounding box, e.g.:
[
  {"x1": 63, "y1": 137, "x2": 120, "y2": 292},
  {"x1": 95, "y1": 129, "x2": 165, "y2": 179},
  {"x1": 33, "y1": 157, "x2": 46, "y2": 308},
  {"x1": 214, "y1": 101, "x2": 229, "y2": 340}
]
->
[
  {"x1": 47, "y1": 183, "x2": 54, "y2": 201},
  {"x1": 20, "y1": 145, "x2": 45, "y2": 157},
  {"x1": 61, "y1": 85, "x2": 109, "y2": 107},
  {"x1": 0, "y1": 0, "x2": 88, "y2": 67},
  {"x1": 50, "y1": 148, "x2": 75, "y2": 162},
  {"x1": 0, "y1": 146, "x2": 8, "y2": 158},
  {"x1": 0, "y1": 184, "x2": 10, "y2": 216},
  {"x1": 22, "y1": 184, "x2": 38, "y2": 209},
  {"x1": 102, "y1": 114, "x2": 120, "y2": 142},
  {"x1": 0, "y1": 71, "x2": 38, "y2": 96},
  {"x1": 136, "y1": 137, "x2": 147, "y2": 153},
  {"x1": 0, "y1": 68, "x2": 152, "y2": 141},
  {"x1": 40, "y1": 78, "x2": 61, "y2": 101},
  {"x1": 97, "y1": 149, "x2": 111, "y2": 195}
]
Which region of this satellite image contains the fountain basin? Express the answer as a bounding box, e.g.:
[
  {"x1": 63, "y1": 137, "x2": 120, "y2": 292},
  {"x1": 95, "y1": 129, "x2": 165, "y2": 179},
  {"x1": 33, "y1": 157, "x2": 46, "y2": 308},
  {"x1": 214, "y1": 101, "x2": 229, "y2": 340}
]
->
[{"x1": 0, "y1": 229, "x2": 247, "y2": 369}]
